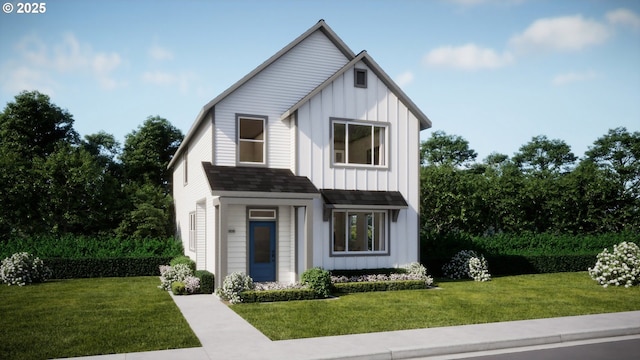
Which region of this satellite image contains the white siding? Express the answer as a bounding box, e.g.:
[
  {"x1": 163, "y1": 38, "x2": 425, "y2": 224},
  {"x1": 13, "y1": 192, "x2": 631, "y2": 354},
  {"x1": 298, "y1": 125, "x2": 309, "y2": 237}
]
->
[
  {"x1": 227, "y1": 205, "x2": 247, "y2": 274},
  {"x1": 214, "y1": 30, "x2": 349, "y2": 168},
  {"x1": 297, "y1": 60, "x2": 422, "y2": 270}
]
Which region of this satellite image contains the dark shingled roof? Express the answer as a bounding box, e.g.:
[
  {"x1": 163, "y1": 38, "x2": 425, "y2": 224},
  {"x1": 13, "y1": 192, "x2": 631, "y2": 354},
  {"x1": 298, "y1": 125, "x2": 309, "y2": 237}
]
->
[
  {"x1": 320, "y1": 189, "x2": 408, "y2": 207},
  {"x1": 202, "y1": 163, "x2": 319, "y2": 194}
]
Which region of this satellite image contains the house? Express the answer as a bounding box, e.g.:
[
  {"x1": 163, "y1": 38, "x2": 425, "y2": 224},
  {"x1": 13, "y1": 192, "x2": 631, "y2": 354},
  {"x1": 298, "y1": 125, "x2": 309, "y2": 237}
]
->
[{"x1": 168, "y1": 20, "x2": 432, "y2": 287}]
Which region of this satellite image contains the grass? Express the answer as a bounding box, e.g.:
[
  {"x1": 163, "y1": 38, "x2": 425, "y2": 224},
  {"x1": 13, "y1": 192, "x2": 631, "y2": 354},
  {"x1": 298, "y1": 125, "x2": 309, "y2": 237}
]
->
[
  {"x1": 0, "y1": 277, "x2": 201, "y2": 360},
  {"x1": 231, "y1": 272, "x2": 640, "y2": 340}
]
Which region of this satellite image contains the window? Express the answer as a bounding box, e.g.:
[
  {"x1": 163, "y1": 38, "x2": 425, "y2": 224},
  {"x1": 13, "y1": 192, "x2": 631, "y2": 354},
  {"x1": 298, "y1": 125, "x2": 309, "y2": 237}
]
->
[
  {"x1": 238, "y1": 115, "x2": 266, "y2": 164},
  {"x1": 333, "y1": 120, "x2": 387, "y2": 166},
  {"x1": 188, "y1": 212, "x2": 196, "y2": 251},
  {"x1": 354, "y1": 68, "x2": 367, "y2": 88},
  {"x1": 183, "y1": 149, "x2": 188, "y2": 185},
  {"x1": 249, "y1": 209, "x2": 276, "y2": 220},
  {"x1": 332, "y1": 210, "x2": 387, "y2": 254}
]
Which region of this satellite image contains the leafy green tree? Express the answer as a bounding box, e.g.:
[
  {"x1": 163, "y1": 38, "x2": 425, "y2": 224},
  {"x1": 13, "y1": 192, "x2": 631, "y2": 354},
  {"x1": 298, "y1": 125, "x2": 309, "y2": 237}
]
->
[
  {"x1": 420, "y1": 130, "x2": 477, "y2": 167},
  {"x1": 120, "y1": 116, "x2": 183, "y2": 193},
  {"x1": 116, "y1": 183, "x2": 174, "y2": 239},
  {"x1": 513, "y1": 135, "x2": 577, "y2": 174}
]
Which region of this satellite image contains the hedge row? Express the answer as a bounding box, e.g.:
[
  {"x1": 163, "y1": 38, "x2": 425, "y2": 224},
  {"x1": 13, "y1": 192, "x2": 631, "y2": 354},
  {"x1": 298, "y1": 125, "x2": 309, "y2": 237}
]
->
[
  {"x1": 240, "y1": 288, "x2": 318, "y2": 303},
  {"x1": 333, "y1": 280, "x2": 427, "y2": 293},
  {"x1": 423, "y1": 254, "x2": 597, "y2": 277},
  {"x1": 43, "y1": 257, "x2": 173, "y2": 279}
]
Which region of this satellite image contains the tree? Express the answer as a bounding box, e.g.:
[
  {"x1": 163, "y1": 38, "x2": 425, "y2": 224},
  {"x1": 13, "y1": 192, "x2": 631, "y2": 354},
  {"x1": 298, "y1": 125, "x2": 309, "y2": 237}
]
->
[
  {"x1": 116, "y1": 183, "x2": 174, "y2": 239},
  {"x1": 120, "y1": 116, "x2": 183, "y2": 193},
  {"x1": 513, "y1": 135, "x2": 576, "y2": 174},
  {"x1": 420, "y1": 131, "x2": 477, "y2": 167},
  {"x1": 0, "y1": 90, "x2": 78, "y2": 158}
]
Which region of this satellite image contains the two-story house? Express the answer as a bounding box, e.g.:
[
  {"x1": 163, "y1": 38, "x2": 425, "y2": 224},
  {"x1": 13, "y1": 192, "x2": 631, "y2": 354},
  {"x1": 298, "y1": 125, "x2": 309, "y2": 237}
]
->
[{"x1": 168, "y1": 20, "x2": 431, "y2": 287}]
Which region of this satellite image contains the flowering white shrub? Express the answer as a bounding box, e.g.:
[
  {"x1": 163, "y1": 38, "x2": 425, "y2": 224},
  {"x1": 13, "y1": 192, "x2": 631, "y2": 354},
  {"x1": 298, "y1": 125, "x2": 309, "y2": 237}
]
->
[
  {"x1": 158, "y1": 264, "x2": 193, "y2": 291},
  {"x1": 589, "y1": 241, "x2": 640, "y2": 288},
  {"x1": 443, "y1": 250, "x2": 491, "y2": 282},
  {"x1": 331, "y1": 262, "x2": 434, "y2": 287},
  {"x1": 0, "y1": 252, "x2": 52, "y2": 286},
  {"x1": 216, "y1": 272, "x2": 254, "y2": 304},
  {"x1": 183, "y1": 276, "x2": 201, "y2": 294}
]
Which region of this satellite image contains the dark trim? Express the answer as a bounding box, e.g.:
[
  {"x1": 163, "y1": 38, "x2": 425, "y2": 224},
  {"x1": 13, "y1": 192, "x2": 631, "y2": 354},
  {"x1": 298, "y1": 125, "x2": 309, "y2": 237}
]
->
[
  {"x1": 329, "y1": 209, "x2": 391, "y2": 257},
  {"x1": 235, "y1": 113, "x2": 268, "y2": 167},
  {"x1": 354, "y1": 68, "x2": 367, "y2": 88},
  {"x1": 329, "y1": 117, "x2": 391, "y2": 169}
]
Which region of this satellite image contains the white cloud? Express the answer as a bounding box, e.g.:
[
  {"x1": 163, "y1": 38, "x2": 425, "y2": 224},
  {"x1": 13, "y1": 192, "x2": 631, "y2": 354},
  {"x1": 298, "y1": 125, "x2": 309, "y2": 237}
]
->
[
  {"x1": 509, "y1": 15, "x2": 610, "y2": 53},
  {"x1": 552, "y1": 70, "x2": 598, "y2": 86},
  {"x1": 395, "y1": 71, "x2": 414, "y2": 87},
  {"x1": 2, "y1": 32, "x2": 124, "y2": 93},
  {"x1": 149, "y1": 44, "x2": 174, "y2": 61},
  {"x1": 1, "y1": 65, "x2": 55, "y2": 95},
  {"x1": 142, "y1": 70, "x2": 194, "y2": 94},
  {"x1": 606, "y1": 8, "x2": 640, "y2": 30},
  {"x1": 423, "y1": 44, "x2": 514, "y2": 70}
]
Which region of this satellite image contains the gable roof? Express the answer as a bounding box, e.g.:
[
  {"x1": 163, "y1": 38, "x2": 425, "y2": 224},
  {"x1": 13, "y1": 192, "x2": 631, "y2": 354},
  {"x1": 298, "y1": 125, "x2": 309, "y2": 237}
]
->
[
  {"x1": 202, "y1": 163, "x2": 319, "y2": 195},
  {"x1": 168, "y1": 20, "x2": 354, "y2": 169},
  {"x1": 281, "y1": 50, "x2": 432, "y2": 130}
]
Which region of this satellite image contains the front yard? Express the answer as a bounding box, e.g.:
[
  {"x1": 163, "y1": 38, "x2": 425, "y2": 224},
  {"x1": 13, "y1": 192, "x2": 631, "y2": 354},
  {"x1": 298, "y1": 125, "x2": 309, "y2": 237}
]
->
[
  {"x1": 0, "y1": 277, "x2": 201, "y2": 360},
  {"x1": 231, "y1": 272, "x2": 640, "y2": 340}
]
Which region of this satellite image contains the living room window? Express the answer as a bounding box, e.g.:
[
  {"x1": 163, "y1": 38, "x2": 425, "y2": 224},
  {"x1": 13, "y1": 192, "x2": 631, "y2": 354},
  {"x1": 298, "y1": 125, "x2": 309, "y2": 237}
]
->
[
  {"x1": 332, "y1": 210, "x2": 388, "y2": 255},
  {"x1": 237, "y1": 115, "x2": 266, "y2": 164},
  {"x1": 333, "y1": 119, "x2": 387, "y2": 166}
]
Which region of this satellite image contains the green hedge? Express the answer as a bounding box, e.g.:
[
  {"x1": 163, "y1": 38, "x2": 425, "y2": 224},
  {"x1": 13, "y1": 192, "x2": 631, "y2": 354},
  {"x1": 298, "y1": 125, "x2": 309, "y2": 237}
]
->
[
  {"x1": 330, "y1": 268, "x2": 406, "y2": 277},
  {"x1": 195, "y1": 270, "x2": 215, "y2": 294},
  {"x1": 240, "y1": 288, "x2": 318, "y2": 303},
  {"x1": 43, "y1": 257, "x2": 173, "y2": 279},
  {"x1": 0, "y1": 235, "x2": 183, "y2": 259},
  {"x1": 333, "y1": 280, "x2": 427, "y2": 293},
  {"x1": 423, "y1": 254, "x2": 597, "y2": 277}
]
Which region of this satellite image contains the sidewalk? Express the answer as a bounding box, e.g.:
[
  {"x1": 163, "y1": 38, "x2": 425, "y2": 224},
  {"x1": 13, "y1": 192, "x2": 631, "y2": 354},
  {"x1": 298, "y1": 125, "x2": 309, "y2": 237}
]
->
[{"x1": 69, "y1": 293, "x2": 640, "y2": 360}]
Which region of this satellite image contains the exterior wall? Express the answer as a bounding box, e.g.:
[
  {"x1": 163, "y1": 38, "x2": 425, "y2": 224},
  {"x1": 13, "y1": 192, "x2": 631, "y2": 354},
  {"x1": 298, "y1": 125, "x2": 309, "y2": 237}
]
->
[
  {"x1": 296, "y1": 61, "x2": 422, "y2": 270},
  {"x1": 172, "y1": 112, "x2": 216, "y2": 272},
  {"x1": 214, "y1": 30, "x2": 349, "y2": 168}
]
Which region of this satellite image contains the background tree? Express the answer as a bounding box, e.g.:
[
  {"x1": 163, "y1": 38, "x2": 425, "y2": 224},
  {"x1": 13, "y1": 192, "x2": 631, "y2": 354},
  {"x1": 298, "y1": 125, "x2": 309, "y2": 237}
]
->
[
  {"x1": 420, "y1": 130, "x2": 477, "y2": 167},
  {"x1": 513, "y1": 135, "x2": 577, "y2": 174},
  {"x1": 120, "y1": 116, "x2": 183, "y2": 194}
]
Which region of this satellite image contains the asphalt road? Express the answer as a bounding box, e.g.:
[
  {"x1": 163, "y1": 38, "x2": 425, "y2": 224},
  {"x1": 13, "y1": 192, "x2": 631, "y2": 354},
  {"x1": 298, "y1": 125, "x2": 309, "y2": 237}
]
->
[{"x1": 453, "y1": 337, "x2": 640, "y2": 360}]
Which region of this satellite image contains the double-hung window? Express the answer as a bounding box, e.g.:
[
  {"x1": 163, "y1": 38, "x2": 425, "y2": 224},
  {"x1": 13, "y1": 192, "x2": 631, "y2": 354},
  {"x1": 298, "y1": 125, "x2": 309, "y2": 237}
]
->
[
  {"x1": 238, "y1": 115, "x2": 266, "y2": 165},
  {"x1": 333, "y1": 119, "x2": 387, "y2": 166},
  {"x1": 332, "y1": 210, "x2": 388, "y2": 254}
]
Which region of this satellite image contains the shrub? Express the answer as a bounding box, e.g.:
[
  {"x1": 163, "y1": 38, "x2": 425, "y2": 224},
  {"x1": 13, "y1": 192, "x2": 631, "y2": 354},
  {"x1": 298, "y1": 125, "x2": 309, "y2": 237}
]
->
[
  {"x1": 183, "y1": 276, "x2": 200, "y2": 294},
  {"x1": 44, "y1": 257, "x2": 173, "y2": 279},
  {"x1": 216, "y1": 272, "x2": 254, "y2": 304},
  {"x1": 158, "y1": 264, "x2": 193, "y2": 291},
  {"x1": 589, "y1": 241, "x2": 640, "y2": 288},
  {"x1": 172, "y1": 281, "x2": 187, "y2": 295},
  {"x1": 0, "y1": 252, "x2": 52, "y2": 286},
  {"x1": 402, "y1": 262, "x2": 434, "y2": 287},
  {"x1": 333, "y1": 280, "x2": 426, "y2": 293},
  {"x1": 443, "y1": 250, "x2": 491, "y2": 282},
  {"x1": 170, "y1": 256, "x2": 196, "y2": 273},
  {"x1": 194, "y1": 270, "x2": 215, "y2": 294},
  {"x1": 240, "y1": 288, "x2": 318, "y2": 303},
  {"x1": 301, "y1": 267, "x2": 332, "y2": 298}
]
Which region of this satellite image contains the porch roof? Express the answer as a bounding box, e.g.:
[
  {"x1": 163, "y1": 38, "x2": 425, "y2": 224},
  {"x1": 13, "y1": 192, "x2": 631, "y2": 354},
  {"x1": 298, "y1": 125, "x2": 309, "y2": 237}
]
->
[
  {"x1": 320, "y1": 189, "x2": 408, "y2": 208},
  {"x1": 202, "y1": 163, "x2": 319, "y2": 194}
]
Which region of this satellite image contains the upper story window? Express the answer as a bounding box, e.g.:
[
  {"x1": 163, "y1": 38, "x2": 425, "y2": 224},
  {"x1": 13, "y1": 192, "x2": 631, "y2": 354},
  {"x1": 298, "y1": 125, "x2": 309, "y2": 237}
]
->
[
  {"x1": 333, "y1": 119, "x2": 387, "y2": 167},
  {"x1": 237, "y1": 115, "x2": 267, "y2": 165},
  {"x1": 182, "y1": 148, "x2": 188, "y2": 185},
  {"x1": 354, "y1": 68, "x2": 367, "y2": 88}
]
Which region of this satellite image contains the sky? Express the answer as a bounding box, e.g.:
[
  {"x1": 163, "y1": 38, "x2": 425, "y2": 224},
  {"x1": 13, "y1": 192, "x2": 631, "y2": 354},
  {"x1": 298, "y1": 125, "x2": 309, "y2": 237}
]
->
[{"x1": 1, "y1": 0, "x2": 639, "y2": 162}]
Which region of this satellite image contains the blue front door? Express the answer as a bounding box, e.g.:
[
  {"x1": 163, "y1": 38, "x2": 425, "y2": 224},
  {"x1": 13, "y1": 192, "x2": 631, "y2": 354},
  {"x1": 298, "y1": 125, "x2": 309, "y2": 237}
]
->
[{"x1": 249, "y1": 221, "x2": 276, "y2": 282}]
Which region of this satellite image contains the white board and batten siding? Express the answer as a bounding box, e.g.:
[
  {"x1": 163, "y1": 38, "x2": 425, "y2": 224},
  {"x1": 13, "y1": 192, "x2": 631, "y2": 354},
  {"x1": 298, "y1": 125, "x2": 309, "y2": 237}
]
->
[
  {"x1": 296, "y1": 60, "x2": 421, "y2": 270},
  {"x1": 213, "y1": 30, "x2": 349, "y2": 169}
]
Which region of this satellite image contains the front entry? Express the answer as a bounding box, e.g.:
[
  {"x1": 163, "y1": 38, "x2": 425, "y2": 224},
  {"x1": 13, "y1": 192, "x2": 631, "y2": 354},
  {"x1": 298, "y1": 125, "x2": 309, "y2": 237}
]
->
[{"x1": 249, "y1": 221, "x2": 276, "y2": 282}]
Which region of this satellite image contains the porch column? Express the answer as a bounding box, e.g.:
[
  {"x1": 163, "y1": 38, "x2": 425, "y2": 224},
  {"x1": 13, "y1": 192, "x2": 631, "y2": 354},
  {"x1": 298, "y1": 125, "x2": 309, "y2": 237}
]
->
[
  {"x1": 214, "y1": 200, "x2": 229, "y2": 289},
  {"x1": 304, "y1": 199, "x2": 314, "y2": 271}
]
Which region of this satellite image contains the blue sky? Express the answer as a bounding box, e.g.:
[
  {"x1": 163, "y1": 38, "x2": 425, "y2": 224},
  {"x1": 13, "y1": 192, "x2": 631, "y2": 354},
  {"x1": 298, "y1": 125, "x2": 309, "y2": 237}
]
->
[{"x1": 1, "y1": 0, "x2": 639, "y2": 161}]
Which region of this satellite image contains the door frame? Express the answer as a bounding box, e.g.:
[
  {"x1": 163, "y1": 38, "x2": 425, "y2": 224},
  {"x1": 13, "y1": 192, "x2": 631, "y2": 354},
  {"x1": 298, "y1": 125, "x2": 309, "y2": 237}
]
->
[{"x1": 247, "y1": 207, "x2": 278, "y2": 282}]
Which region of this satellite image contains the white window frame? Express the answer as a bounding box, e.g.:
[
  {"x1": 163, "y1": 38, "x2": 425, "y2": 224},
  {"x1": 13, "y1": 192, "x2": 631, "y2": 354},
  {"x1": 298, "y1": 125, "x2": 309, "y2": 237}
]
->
[
  {"x1": 237, "y1": 114, "x2": 267, "y2": 166},
  {"x1": 331, "y1": 209, "x2": 389, "y2": 256},
  {"x1": 331, "y1": 118, "x2": 388, "y2": 168},
  {"x1": 188, "y1": 211, "x2": 196, "y2": 251}
]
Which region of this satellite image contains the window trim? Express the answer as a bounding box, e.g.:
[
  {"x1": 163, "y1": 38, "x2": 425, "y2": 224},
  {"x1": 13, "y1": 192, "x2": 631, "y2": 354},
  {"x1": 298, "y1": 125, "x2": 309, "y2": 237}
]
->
[
  {"x1": 236, "y1": 113, "x2": 268, "y2": 166},
  {"x1": 354, "y1": 68, "x2": 367, "y2": 88},
  {"x1": 188, "y1": 211, "x2": 196, "y2": 252},
  {"x1": 331, "y1": 117, "x2": 390, "y2": 169},
  {"x1": 330, "y1": 209, "x2": 390, "y2": 257},
  {"x1": 182, "y1": 148, "x2": 188, "y2": 186}
]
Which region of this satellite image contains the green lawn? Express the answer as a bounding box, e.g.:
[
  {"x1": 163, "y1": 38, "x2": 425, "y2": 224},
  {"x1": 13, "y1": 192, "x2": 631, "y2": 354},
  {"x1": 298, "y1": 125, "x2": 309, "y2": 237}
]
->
[
  {"x1": 0, "y1": 277, "x2": 201, "y2": 360},
  {"x1": 231, "y1": 272, "x2": 640, "y2": 340}
]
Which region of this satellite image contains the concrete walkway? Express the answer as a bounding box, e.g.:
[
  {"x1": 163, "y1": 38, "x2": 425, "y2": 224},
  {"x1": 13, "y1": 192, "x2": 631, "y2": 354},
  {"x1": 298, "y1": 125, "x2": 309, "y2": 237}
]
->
[{"x1": 68, "y1": 293, "x2": 640, "y2": 360}]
